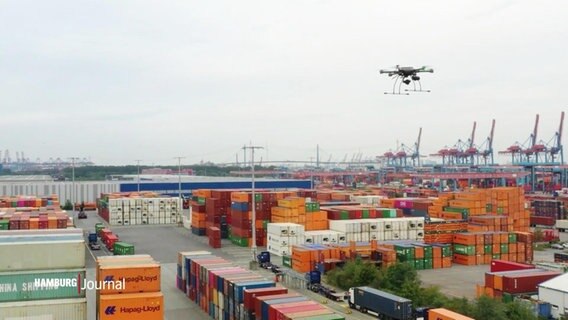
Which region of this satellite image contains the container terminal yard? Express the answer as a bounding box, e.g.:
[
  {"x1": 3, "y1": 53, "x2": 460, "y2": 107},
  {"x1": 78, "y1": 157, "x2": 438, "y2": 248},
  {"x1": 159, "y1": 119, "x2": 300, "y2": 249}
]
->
[{"x1": 3, "y1": 1, "x2": 568, "y2": 320}]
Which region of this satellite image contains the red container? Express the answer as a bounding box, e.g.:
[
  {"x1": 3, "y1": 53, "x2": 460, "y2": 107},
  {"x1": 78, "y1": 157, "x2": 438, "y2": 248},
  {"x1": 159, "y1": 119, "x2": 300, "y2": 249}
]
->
[
  {"x1": 502, "y1": 271, "x2": 561, "y2": 294},
  {"x1": 9, "y1": 216, "x2": 20, "y2": 230},
  {"x1": 271, "y1": 301, "x2": 320, "y2": 320},
  {"x1": 530, "y1": 216, "x2": 555, "y2": 226},
  {"x1": 19, "y1": 216, "x2": 30, "y2": 229},
  {"x1": 38, "y1": 216, "x2": 48, "y2": 229},
  {"x1": 255, "y1": 293, "x2": 302, "y2": 319},
  {"x1": 100, "y1": 228, "x2": 112, "y2": 239},
  {"x1": 490, "y1": 260, "x2": 535, "y2": 272},
  {"x1": 244, "y1": 287, "x2": 288, "y2": 312},
  {"x1": 105, "y1": 234, "x2": 119, "y2": 250}
]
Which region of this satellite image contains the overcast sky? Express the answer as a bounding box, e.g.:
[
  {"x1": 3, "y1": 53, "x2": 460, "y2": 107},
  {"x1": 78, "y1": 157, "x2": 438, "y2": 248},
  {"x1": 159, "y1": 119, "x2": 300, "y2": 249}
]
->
[{"x1": 0, "y1": 1, "x2": 566, "y2": 166}]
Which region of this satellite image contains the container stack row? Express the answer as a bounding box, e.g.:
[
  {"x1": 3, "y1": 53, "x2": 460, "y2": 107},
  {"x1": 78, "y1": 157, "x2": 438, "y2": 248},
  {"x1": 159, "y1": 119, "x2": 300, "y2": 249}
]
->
[
  {"x1": 96, "y1": 254, "x2": 163, "y2": 320},
  {"x1": 0, "y1": 195, "x2": 60, "y2": 208},
  {"x1": 328, "y1": 218, "x2": 425, "y2": 242},
  {"x1": 477, "y1": 268, "x2": 561, "y2": 301},
  {"x1": 267, "y1": 223, "x2": 306, "y2": 257},
  {"x1": 452, "y1": 231, "x2": 534, "y2": 266},
  {"x1": 176, "y1": 251, "x2": 344, "y2": 320},
  {"x1": 0, "y1": 228, "x2": 87, "y2": 319},
  {"x1": 0, "y1": 210, "x2": 71, "y2": 230},
  {"x1": 97, "y1": 192, "x2": 181, "y2": 226},
  {"x1": 322, "y1": 206, "x2": 397, "y2": 220},
  {"x1": 530, "y1": 200, "x2": 565, "y2": 227}
]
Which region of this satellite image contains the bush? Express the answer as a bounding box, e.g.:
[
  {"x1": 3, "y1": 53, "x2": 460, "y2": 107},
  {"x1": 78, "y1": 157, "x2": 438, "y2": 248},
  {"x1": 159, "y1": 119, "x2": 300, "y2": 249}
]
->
[{"x1": 62, "y1": 200, "x2": 73, "y2": 210}]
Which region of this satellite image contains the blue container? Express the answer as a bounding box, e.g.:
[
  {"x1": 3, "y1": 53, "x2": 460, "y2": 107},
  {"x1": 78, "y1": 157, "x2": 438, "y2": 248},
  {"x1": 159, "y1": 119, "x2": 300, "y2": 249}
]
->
[
  {"x1": 231, "y1": 202, "x2": 249, "y2": 212},
  {"x1": 88, "y1": 233, "x2": 97, "y2": 243},
  {"x1": 305, "y1": 270, "x2": 321, "y2": 284},
  {"x1": 261, "y1": 296, "x2": 309, "y2": 320},
  {"x1": 234, "y1": 280, "x2": 274, "y2": 303},
  {"x1": 537, "y1": 302, "x2": 551, "y2": 319}
]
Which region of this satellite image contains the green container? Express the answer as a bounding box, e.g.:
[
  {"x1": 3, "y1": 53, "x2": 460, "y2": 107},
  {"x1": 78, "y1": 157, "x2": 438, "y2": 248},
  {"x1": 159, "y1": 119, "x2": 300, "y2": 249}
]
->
[
  {"x1": 502, "y1": 292, "x2": 513, "y2": 303},
  {"x1": 313, "y1": 203, "x2": 320, "y2": 211},
  {"x1": 197, "y1": 197, "x2": 206, "y2": 205},
  {"x1": 492, "y1": 254, "x2": 501, "y2": 259},
  {"x1": 282, "y1": 256, "x2": 292, "y2": 268},
  {"x1": 262, "y1": 220, "x2": 269, "y2": 230},
  {"x1": 500, "y1": 244, "x2": 509, "y2": 254},
  {"x1": 423, "y1": 258, "x2": 433, "y2": 270},
  {"x1": 395, "y1": 245, "x2": 415, "y2": 262},
  {"x1": 113, "y1": 242, "x2": 135, "y2": 255},
  {"x1": 0, "y1": 269, "x2": 86, "y2": 302},
  {"x1": 0, "y1": 220, "x2": 9, "y2": 230},
  {"x1": 453, "y1": 244, "x2": 476, "y2": 256},
  {"x1": 414, "y1": 259, "x2": 424, "y2": 270},
  {"x1": 254, "y1": 194, "x2": 262, "y2": 202},
  {"x1": 486, "y1": 204, "x2": 493, "y2": 212},
  {"x1": 362, "y1": 210, "x2": 370, "y2": 219},
  {"x1": 231, "y1": 236, "x2": 249, "y2": 247},
  {"x1": 496, "y1": 207, "x2": 504, "y2": 214},
  {"x1": 423, "y1": 246, "x2": 433, "y2": 259},
  {"x1": 380, "y1": 209, "x2": 397, "y2": 218},
  {"x1": 444, "y1": 207, "x2": 470, "y2": 214},
  {"x1": 95, "y1": 223, "x2": 105, "y2": 235},
  {"x1": 508, "y1": 233, "x2": 517, "y2": 244},
  {"x1": 484, "y1": 245, "x2": 493, "y2": 254},
  {"x1": 340, "y1": 211, "x2": 349, "y2": 220}
]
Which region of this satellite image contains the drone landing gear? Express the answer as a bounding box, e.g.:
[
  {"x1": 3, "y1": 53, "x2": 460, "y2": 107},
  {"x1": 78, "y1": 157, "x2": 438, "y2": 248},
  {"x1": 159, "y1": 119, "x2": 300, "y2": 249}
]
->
[
  {"x1": 404, "y1": 79, "x2": 431, "y2": 93},
  {"x1": 384, "y1": 75, "x2": 410, "y2": 95}
]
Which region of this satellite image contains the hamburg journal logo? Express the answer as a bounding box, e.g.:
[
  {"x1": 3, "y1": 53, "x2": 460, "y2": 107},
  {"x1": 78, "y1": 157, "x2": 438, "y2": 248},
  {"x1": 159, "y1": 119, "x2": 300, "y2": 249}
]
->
[{"x1": 32, "y1": 273, "x2": 126, "y2": 293}]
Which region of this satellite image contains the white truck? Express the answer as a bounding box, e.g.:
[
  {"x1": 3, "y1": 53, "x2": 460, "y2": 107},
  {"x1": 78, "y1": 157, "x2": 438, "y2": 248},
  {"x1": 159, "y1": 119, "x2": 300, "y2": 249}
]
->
[{"x1": 556, "y1": 220, "x2": 568, "y2": 232}]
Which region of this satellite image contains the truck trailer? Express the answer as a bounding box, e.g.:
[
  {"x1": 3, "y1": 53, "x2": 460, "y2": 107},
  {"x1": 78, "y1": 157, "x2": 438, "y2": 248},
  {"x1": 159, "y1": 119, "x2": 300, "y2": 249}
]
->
[{"x1": 348, "y1": 286, "x2": 414, "y2": 320}]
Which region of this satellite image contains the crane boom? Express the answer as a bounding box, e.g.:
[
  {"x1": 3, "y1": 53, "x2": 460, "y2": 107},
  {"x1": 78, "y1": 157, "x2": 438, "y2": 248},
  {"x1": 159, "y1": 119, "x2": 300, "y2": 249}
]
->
[
  {"x1": 470, "y1": 122, "x2": 477, "y2": 148},
  {"x1": 532, "y1": 114, "x2": 540, "y2": 147},
  {"x1": 557, "y1": 111, "x2": 565, "y2": 148},
  {"x1": 488, "y1": 119, "x2": 496, "y2": 151}
]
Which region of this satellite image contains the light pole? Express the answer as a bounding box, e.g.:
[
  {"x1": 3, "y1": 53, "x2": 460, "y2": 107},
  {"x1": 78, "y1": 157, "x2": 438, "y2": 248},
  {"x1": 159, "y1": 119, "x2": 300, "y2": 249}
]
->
[
  {"x1": 242, "y1": 145, "x2": 264, "y2": 267},
  {"x1": 135, "y1": 160, "x2": 142, "y2": 192},
  {"x1": 70, "y1": 157, "x2": 79, "y2": 212},
  {"x1": 174, "y1": 157, "x2": 185, "y2": 224}
]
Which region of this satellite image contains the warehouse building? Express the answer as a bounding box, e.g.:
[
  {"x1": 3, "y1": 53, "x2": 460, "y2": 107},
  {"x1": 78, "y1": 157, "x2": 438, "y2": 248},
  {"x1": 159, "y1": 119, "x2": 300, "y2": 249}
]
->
[
  {"x1": 0, "y1": 175, "x2": 311, "y2": 203},
  {"x1": 538, "y1": 272, "x2": 568, "y2": 319}
]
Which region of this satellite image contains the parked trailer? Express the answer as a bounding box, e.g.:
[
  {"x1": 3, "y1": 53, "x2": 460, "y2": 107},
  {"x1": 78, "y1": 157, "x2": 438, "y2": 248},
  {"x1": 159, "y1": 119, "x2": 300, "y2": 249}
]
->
[{"x1": 348, "y1": 286, "x2": 414, "y2": 320}]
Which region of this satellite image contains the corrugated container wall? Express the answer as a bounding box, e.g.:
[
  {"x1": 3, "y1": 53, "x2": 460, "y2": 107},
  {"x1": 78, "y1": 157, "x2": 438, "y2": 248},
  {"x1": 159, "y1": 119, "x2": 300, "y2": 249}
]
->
[{"x1": 0, "y1": 298, "x2": 87, "y2": 320}]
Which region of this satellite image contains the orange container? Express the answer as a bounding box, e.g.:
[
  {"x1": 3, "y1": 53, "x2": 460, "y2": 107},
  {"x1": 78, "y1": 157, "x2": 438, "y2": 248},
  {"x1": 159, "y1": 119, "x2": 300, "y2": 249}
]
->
[
  {"x1": 442, "y1": 257, "x2": 452, "y2": 268},
  {"x1": 453, "y1": 254, "x2": 475, "y2": 266},
  {"x1": 98, "y1": 264, "x2": 161, "y2": 294},
  {"x1": 427, "y1": 308, "x2": 475, "y2": 320},
  {"x1": 99, "y1": 292, "x2": 164, "y2": 320}
]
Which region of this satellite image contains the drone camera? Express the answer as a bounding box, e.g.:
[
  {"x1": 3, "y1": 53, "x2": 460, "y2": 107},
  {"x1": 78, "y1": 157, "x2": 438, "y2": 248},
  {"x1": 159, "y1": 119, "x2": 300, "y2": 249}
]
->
[
  {"x1": 403, "y1": 79, "x2": 411, "y2": 85},
  {"x1": 412, "y1": 75, "x2": 420, "y2": 81}
]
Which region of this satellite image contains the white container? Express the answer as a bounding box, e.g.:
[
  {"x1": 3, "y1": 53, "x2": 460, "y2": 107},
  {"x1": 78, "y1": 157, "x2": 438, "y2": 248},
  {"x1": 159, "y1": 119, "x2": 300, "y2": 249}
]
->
[
  {"x1": 267, "y1": 243, "x2": 290, "y2": 256},
  {"x1": 0, "y1": 298, "x2": 86, "y2": 320},
  {"x1": 0, "y1": 240, "x2": 85, "y2": 271}
]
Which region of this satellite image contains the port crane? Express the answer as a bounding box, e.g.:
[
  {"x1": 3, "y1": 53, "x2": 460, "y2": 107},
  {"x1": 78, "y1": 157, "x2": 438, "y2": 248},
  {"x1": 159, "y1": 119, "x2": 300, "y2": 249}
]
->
[{"x1": 381, "y1": 128, "x2": 422, "y2": 168}]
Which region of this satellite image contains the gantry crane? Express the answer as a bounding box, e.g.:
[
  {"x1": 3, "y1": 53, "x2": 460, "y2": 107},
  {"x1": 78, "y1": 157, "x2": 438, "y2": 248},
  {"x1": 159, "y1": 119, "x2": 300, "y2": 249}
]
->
[
  {"x1": 381, "y1": 128, "x2": 422, "y2": 168},
  {"x1": 431, "y1": 122, "x2": 477, "y2": 166}
]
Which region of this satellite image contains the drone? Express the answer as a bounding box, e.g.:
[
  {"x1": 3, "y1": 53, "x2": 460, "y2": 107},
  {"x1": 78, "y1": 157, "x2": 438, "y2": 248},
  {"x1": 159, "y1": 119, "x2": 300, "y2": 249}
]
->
[{"x1": 379, "y1": 65, "x2": 434, "y2": 95}]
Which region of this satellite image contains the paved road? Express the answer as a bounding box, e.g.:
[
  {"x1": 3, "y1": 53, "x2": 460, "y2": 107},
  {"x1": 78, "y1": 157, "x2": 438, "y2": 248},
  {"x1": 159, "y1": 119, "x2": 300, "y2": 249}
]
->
[{"x1": 73, "y1": 212, "x2": 375, "y2": 320}]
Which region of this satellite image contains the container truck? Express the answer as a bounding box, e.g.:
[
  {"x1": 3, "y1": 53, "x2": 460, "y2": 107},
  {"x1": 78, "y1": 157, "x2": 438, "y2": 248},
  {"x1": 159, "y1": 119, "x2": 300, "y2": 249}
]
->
[{"x1": 348, "y1": 286, "x2": 415, "y2": 320}]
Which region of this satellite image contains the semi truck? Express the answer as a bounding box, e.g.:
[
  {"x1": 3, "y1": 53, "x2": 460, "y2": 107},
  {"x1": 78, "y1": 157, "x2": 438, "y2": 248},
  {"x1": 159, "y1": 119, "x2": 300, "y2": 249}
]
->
[{"x1": 348, "y1": 286, "x2": 418, "y2": 320}]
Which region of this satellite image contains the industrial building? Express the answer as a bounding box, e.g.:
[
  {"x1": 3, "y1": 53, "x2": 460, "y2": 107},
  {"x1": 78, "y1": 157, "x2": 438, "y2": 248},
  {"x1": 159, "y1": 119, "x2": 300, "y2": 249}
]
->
[
  {"x1": 539, "y1": 273, "x2": 568, "y2": 319},
  {"x1": 0, "y1": 175, "x2": 311, "y2": 203}
]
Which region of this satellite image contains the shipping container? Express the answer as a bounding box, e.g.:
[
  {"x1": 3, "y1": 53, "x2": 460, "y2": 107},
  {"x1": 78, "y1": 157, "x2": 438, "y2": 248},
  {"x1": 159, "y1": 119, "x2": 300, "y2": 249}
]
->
[
  {"x1": 113, "y1": 242, "x2": 135, "y2": 255},
  {"x1": 97, "y1": 263, "x2": 160, "y2": 294},
  {"x1": 427, "y1": 308, "x2": 475, "y2": 320},
  {"x1": 0, "y1": 240, "x2": 85, "y2": 271},
  {"x1": 349, "y1": 286, "x2": 413, "y2": 320},
  {"x1": 0, "y1": 297, "x2": 87, "y2": 320},
  {"x1": 0, "y1": 269, "x2": 86, "y2": 302},
  {"x1": 99, "y1": 292, "x2": 164, "y2": 320},
  {"x1": 490, "y1": 260, "x2": 535, "y2": 272}
]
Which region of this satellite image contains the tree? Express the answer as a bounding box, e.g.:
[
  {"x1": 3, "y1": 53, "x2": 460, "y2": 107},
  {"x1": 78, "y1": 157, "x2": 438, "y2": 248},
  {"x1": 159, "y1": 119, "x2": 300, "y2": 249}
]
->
[
  {"x1": 62, "y1": 200, "x2": 73, "y2": 210},
  {"x1": 505, "y1": 301, "x2": 538, "y2": 320},
  {"x1": 325, "y1": 257, "x2": 380, "y2": 290},
  {"x1": 471, "y1": 295, "x2": 508, "y2": 320}
]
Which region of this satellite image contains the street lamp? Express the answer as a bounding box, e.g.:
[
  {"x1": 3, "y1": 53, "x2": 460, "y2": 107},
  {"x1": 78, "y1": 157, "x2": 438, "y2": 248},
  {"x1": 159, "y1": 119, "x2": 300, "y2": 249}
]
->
[
  {"x1": 174, "y1": 157, "x2": 185, "y2": 224},
  {"x1": 242, "y1": 145, "x2": 264, "y2": 267}
]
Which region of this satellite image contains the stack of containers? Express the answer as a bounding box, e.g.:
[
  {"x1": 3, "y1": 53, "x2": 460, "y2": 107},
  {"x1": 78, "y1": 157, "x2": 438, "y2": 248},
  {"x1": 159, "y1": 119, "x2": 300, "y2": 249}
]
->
[
  {"x1": 230, "y1": 193, "x2": 253, "y2": 247},
  {"x1": 392, "y1": 198, "x2": 434, "y2": 217},
  {"x1": 0, "y1": 195, "x2": 60, "y2": 209},
  {"x1": 176, "y1": 251, "x2": 274, "y2": 319},
  {"x1": 303, "y1": 230, "x2": 346, "y2": 245},
  {"x1": 96, "y1": 254, "x2": 163, "y2": 320},
  {"x1": 271, "y1": 197, "x2": 307, "y2": 225},
  {"x1": 207, "y1": 190, "x2": 233, "y2": 238},
  {"x1": 99, "y1": 228, "x2": 120, "y2": 252},
  {"x1": 477, "y1": 269, "x2": 561, "y2": 301},
  {"x1": 191, "y1": 193, "x2": 208, "y2": 236},
  {"x1": 328, "y1": 218, "x2": 425, "y2": 242},
  {"x1": 0, "y1": 228, "x2": 87, "y2": 318},
  {"x1": 323, "y1": 206, "x2": 397, "y2": 220},
  {"x1": 104, "y1": 197, "x2": 180, "y2": 226},
  {"x1": 0, "y1": 210, "x2": 69, "y2": 230},
  {"x1": 468, "y1": 215, "x2": 512, "y2": 232},
  {"x1": 267, "y1": 223, "x2": 305, "y2": 257},
  {"x1": 531, "y1": 200, "x2": 564, "y2": 227},
  {"x1": 452, "y1": 231, "x2": 533, "y2": 266},
  {"x1": 304, "y1": 200, "x2": 328, "y2": 231},
  {"x1": 208, "y1": 226, "x2": 221, "y2": 249},
  {"x1": 385, "y1": 242, "x2": 452, "y2": 270},
  {"x1": 351, "y1": 195, "x2": 383, "y2": 205},
  {"x1": 423, "y1": 219, "x2": 468, "y2": 243}
]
